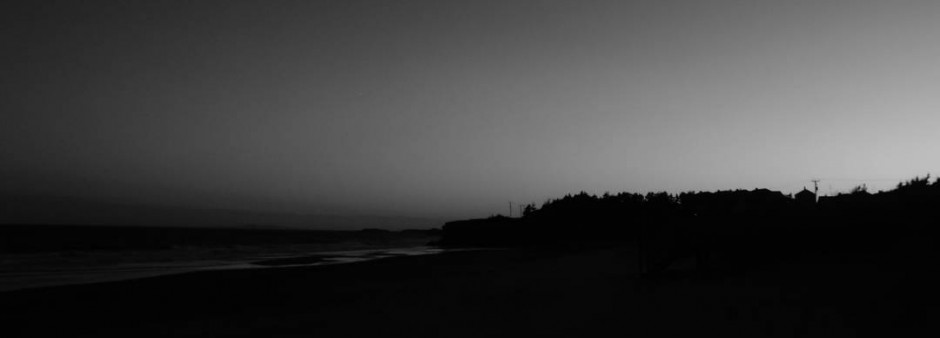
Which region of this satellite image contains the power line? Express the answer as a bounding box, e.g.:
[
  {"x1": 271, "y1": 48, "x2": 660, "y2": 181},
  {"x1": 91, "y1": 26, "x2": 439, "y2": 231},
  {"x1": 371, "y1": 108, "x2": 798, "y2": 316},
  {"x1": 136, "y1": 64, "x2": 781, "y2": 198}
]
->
[
  {"x1": 508, "y1": 201, "x2": 512, "y2": 217},
  {"x1": 814, "y1": 178, "x2": 909, "y2": 182}
]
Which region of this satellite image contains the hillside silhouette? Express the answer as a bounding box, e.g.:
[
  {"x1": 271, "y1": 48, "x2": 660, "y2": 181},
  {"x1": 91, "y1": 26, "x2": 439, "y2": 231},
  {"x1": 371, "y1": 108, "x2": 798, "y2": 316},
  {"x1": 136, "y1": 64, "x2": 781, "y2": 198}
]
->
[{"x1": 440, "y1": 175, "x2": 940, "y2": 275}]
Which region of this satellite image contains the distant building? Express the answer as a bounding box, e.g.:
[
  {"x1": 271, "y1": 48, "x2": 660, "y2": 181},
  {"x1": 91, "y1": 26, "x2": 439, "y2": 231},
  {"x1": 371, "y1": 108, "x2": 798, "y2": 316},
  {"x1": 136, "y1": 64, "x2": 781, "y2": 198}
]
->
[{"x1": 795, "y1": 187, "x2": 816, "y2": 208}]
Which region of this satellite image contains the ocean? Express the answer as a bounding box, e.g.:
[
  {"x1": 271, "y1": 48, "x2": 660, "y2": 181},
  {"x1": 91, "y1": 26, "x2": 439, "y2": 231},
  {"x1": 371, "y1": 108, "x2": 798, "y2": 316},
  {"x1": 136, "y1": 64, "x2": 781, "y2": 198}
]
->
[{"x1": 0, "y1": 225, "x2": 443, "y2": 292}]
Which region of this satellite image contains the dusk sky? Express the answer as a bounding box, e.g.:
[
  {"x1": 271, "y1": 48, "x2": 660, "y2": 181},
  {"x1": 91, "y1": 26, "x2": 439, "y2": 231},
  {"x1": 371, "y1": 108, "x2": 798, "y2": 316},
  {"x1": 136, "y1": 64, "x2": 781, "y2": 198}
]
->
[{"x1": 4, "y1": 0, "x2": 940, "y2": 221}]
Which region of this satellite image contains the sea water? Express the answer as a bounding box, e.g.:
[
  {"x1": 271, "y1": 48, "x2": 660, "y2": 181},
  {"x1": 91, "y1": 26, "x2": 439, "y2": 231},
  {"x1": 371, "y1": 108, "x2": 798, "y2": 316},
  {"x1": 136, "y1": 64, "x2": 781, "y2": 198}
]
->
[{"x1": 0, "y1": 244, "x2": 459, "y2": 292}]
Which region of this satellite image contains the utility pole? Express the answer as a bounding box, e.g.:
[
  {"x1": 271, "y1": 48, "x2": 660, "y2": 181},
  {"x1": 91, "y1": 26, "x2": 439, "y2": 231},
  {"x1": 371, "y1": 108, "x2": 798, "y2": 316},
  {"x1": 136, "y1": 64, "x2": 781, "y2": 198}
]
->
[
  {"x1": 811, "y1": 179, "x2": 820, "y2": 202},
  {"x1": 509, "y1": 201, "x2": 512, "y2": 217}
]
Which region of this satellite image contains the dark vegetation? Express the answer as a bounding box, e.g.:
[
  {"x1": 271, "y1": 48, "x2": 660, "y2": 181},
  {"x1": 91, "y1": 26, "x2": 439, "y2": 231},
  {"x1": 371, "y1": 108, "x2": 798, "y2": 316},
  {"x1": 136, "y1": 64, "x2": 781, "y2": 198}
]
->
[{"x1": 441, "y1": 175, "x2": 940, "y2": 275}]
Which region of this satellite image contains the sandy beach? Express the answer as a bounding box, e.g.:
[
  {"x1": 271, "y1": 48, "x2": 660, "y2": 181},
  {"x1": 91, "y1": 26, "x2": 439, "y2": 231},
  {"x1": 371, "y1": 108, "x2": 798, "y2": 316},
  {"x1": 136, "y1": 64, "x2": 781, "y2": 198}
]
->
[{"x1": 4, "y1": 241, "x2": 939, "y2": 337}]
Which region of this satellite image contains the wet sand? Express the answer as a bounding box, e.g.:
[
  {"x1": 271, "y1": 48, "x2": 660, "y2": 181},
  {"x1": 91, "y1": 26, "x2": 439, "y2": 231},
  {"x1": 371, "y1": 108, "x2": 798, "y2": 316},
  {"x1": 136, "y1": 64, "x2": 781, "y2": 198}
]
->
[{"x1": 3, "y1": 243, "x2": 939, "y2": 337}]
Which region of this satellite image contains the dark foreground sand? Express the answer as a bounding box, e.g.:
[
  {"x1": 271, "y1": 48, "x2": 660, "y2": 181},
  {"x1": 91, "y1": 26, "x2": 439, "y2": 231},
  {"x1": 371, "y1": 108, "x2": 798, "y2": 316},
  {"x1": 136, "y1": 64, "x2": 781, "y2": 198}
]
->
[{"x1": 3, "y1": 242, "x2": 940, "y2": 337}]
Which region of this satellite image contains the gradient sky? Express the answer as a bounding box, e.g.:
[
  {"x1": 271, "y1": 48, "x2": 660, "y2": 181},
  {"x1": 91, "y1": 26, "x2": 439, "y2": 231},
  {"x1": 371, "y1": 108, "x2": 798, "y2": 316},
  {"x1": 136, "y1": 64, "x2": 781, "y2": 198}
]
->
[{"x1": 3, "y1": 0, "x2": 940, "y2": 220}]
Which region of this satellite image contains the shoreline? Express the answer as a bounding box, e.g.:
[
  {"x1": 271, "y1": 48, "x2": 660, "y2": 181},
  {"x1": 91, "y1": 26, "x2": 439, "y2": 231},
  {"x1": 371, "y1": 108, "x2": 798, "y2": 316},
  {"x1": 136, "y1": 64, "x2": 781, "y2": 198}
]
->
[
  {"x1": 0, "y1": 245, "x2": 477, "y2": 293},
  {"x1": 4, "y1": 243, "x2": 939, "y2": 337}
]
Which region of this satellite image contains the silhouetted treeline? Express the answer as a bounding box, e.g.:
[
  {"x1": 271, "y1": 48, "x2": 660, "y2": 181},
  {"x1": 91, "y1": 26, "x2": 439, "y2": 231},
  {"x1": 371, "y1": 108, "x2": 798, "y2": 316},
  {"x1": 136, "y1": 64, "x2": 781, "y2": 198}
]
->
[
  {"x1": 440, "y1": 176, "x2": 940, "y2": 274},
  {"x1": 441, "y1": 189, "x2": 798, "y2": 246}
]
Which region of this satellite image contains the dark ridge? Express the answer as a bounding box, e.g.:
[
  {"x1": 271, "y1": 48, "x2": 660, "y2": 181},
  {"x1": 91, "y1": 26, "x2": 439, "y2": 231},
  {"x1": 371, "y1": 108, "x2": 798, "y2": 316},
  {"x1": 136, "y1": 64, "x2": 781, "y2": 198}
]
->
[{"x1": 439, "y1": 175, "x2": 940, "y2": 275}]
